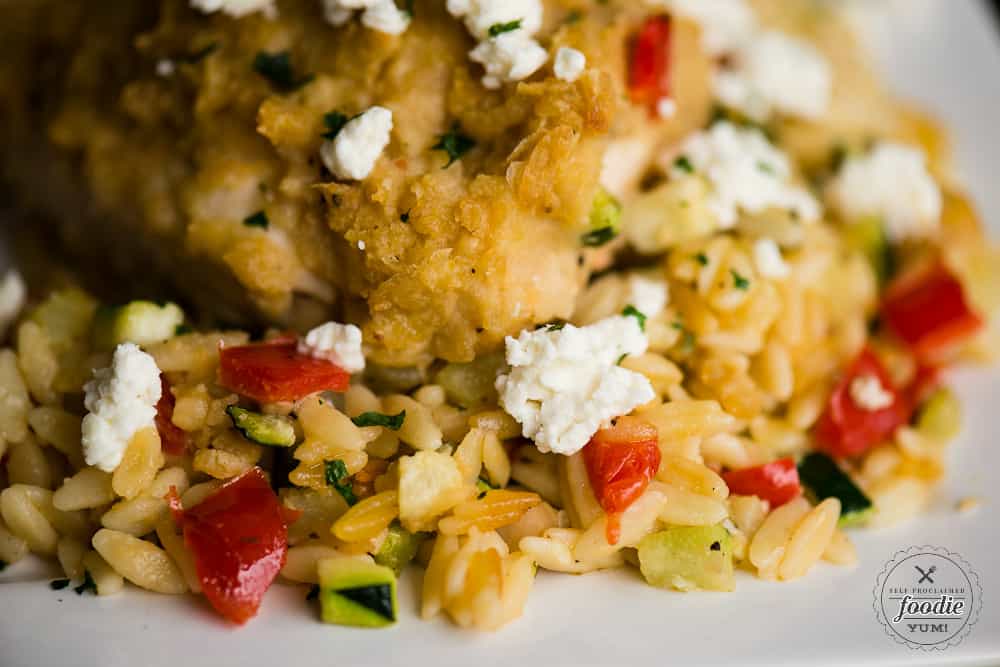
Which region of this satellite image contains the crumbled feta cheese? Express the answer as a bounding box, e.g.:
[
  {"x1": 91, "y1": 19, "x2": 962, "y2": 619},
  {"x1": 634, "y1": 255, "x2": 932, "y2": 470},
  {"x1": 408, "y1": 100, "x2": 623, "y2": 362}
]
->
[
  {"x1": 554, "y1": 47, "x2": 586, "y2": 83},
  {"x1": 660, "y1": 0, "x2": 757, "y2": 56},
  {"x1": 849, "y1": 373, "x2": 894, "y2": 411},
  {"x1": 657, "y1": 98, "x2": 677, "y2": 119},
  {"x1": 469, "y1": 31, "x2": 548, "y2": 89},
  {"x1": 156, "y1": 59, "x2": 176, "y2": 77},
  {"x1": 81, "y1": 344, "x2": 162, "y2": 473},
  {"x1": 673, "y1": 121, "x2": 821, "y2": 229},
  {"x1": 322, "y1": 0, "x2": 411, "y2": 34},
  {"x1": 601, "y1": 137, "x2": 656, "y2": 200},
  {"x1": 496, "y1": 316, "x2": 656, "y2": 455},
  {"x1": 714, "y1": 31, "x2": 832, "y2": 122},
  {"x1": 357, "y1": 240, "x2": 366, "y2": 251},
  {"x1": 320, "y1": 106, "x2": 393, "y2": 181},
  {"x1": 752, "y1": 238, "x2": 790, "y2": 280},
  {"x1": 627, "y1": 274, "x2": 669, "y2": 319},
  {"x1": 190, "y1": 0, "x2": 276, "y2": 18},
  {"x1": 298, "y1": 321, "x2": 366, "y2": 373},
  {"x1": 0, "y1": 270, "x2": 26, "y2": 336},
  {"x1": 447, "y1": 0, "x2": 544, "y2": 39},
  {"x1": 827, "y1": 142, "x2": 942, "y2": 241}
]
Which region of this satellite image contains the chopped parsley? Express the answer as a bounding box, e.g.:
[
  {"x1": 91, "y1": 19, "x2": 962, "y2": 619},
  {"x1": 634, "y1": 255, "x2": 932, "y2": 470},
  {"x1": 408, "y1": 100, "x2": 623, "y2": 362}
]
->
[
  {"x1": 616, "y1": 352, "x2": 628, "y2": 365},
  {"x1": 321, "y1": 111, "x2": 350, "y2": 140},
  {"x1": 756, "y1": 161, "x2": 776, "y2": 175},
  {"x1": 488, "y1": 19, "x2": 522, "y2": 37},
  {"x1": 74, "y1": 571, "x2": 97, "y2": 596},
  {"x1": 672, "y1": 321, "x2": 696, "y2": 351},
  {"x1": 537, "y1": 320, "x2": 566, "y2": 332},
  {"x1": 673, "y1": 155, "x2": 694, "y2": 174},
  {"x1": 351, "y1": 410, "x2": 406, "y2": 431},
  {"x1": 50, "y1": 579, "x2": 71, "y2": 591},
  {"x1": 253, "y1": 51, "x2": 313, "y2": 92},
  {"x1": 306, "y1": 584, "x2": 320, "y2": 601},
  {"x1": 174, "y1": 324, "x2": 194, "y2": 336},
  {"x1": 731, "y1": 270, "x2": 750, "y2": 290},
  {"x1": 695, "y1": 252, "x2": 709, "y2": 266},
  {"x1": 432, "y1": 124, "x2": 476, "y2": 167},
  {"x1": 400, "y1": 211, "x2": 410, "y2": 223},
  {"x1": 243, "y1": 211, "x2": 269, "y2": 229},
  {"x1": 324, "y1": 459, "x2": 357, "y2": 506},
  {"x1": 580, "y1": 226, "x2": 617, "y2": 247},
  {"x1": 622, "y1": 305, "x2": 647, "y2": 332}
]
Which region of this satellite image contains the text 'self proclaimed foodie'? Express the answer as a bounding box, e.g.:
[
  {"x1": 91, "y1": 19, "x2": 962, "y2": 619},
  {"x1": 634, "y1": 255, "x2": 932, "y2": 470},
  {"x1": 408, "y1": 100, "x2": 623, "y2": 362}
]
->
[{"x1": 0, "y1": 0, "x2": 997, "y2": 632}]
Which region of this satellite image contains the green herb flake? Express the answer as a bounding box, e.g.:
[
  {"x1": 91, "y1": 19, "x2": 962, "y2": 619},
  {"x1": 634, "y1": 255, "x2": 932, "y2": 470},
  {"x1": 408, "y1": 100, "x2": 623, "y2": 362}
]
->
[
  {"x1": 243, "y1": 211, "x2": 269, "y2": 229},
  {"x1": 306, "y1": 584, "x2": 320, "y2": 601},
  {"x1": 695, "y1": 252, "x2": 709, "y2": 266},
  {"x1": 580, "y1": 226, "x2": 618, "y2": 247},
  {"x1": 74, "y1": 571, "x2": 97, "y2": 596},
  {"x1": 537, "y1": 320, "x2": 566, "y2": 332},
  {"x1": 50, "y1": 579, "x2": 71, "y2": 591},
  {"x1": 252, "y1": 51, "x2": 313, "y2": 92},
  {"x1": 756, "y1": 161, "x2": 776, "y2": 175},
  {"x1": 671, "y1": 321, "x2": 696, "y2": 351},
  {"x1": 432, "y1": 124, "x2": 476, "y2": 168},
  {"x1": 321, "y1": 111, "x2": 350, "y2": 140},
  {"x1": 622, "y1": 305, "x2": 647, "y2": 332},
  {"x1": 565, "y1": 10, "x2": 583, "y2": 24},
  {"x1": 731, "y1": 270, "x2": 751, "y2": 291},
  {"x1": 617, "y1": 352, "x2": 628, "y2": 365},
  {"x1": 324, "y1": 459, "x2": 357, "y2": 506},
  {"x1": 400, "y1": 211, "x2": 410, "y2": 223},
  {"x1": 673, "y1": 155, "x2": 694, "y2": 174},
  {"x1": 351, "y1": 410, "x2": 406, "y2": 431},
  {"x1": 174, "y1": 324, "x2": 194, "y2": 336},
  {"x1": 488, "y1": 19, "x2": 523, "y2": 37}
]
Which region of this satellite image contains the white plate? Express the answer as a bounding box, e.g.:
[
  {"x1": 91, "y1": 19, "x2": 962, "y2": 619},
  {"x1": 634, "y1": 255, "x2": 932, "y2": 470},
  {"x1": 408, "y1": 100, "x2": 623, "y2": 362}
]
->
[{"x1": 2, "y1": 2, "x2": 1000, "y2": 666}]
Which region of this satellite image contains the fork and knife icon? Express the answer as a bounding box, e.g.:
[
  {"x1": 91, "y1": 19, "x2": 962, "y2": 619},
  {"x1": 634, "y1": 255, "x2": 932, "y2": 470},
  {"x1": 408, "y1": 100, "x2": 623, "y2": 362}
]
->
[{"x1": 915, "y1": 565, "x2": 937, "y2": 584}]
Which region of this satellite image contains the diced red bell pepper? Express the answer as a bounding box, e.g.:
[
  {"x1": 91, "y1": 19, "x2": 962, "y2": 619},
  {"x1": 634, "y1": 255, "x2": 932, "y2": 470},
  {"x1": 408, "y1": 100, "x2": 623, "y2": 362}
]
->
[
  {"x1": 218, "y1": 341, "x2": 349, "y2": 404},
  {"x1": 882, "y1": 261, "x2": 983, "y2": 364},
  {"x1": 629, "y1": 15, "x2": 673, "y2": 115},
  {"x1": 814, "y1": 347, "x2": 910, "y2": 458},
  {"x1": 582, "y1": 416, "x2": 661, "y2": 545},
  {"x1": 167, "y1": 468, "x2": 289, "y2": 625},
  {"x1": 722, "y1": 459, "x2": 801, "y2": 508},
  {"x1": 155, "y1": 376, "x2": 189, "y2": 457}
]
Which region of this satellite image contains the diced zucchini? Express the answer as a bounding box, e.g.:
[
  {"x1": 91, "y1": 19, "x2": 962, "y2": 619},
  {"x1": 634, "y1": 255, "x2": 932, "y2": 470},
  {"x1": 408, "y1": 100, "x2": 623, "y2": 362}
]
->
[
  {"x1": 588, "y1": 187, "x2": 623, "y2": 233},
  {"x1": 92, "y1": 300, "x2": 185, "y2": 349},
  {"x1": 916, "y1": 387, "x2": 961, "y2": 443},
  {"x1": 373, "y1": 523, "x2": 422, "y2": 575},
  {"x1": 434, "y1": 352, "x2": 505, "y2": 409},
  {"x1": 797, "y1": 452, "x2": 873, "y2": 527},
  {"x1": 843, "y1": 216, "x2": 895, "y2": 284},
  {"x1": 226, "y1": 406, "x2": 297, "y2": 447},
  {"x1": 318, "y1": 558, "x2": 397, "y2": 628},
  {"x1": 637, "y1": 525, "x2": 734, "y2": 592}
]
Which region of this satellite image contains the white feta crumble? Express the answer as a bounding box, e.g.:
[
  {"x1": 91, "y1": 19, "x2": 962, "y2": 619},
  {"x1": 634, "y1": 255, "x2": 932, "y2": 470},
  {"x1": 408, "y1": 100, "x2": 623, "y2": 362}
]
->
[
  {"x1": 656, "y1": 98, "x2": 677, "y2": 119},
  {"x1": 469, "y1": 30, "x2": 548, "y2": 89},
  {"x1": 322, "y1": 0, "x2": 411, "y2": 34},
  {"x1": 627, "y1": 274, "x2": 669, "y2": 319},
  {"x1": 659, "y1": 0, "x2": 757, "y2": 56},
  {"x1": 0, "y1": 270, "x2": 26, "y2": 336},
  {"x1": 190, "y1": 0, "x2": 276, "y2": 18},
  {"x1": 446, "y1": 0, "x2": 544, "y2": 40},
  {"x1": 357, "y1": 240, "x2": 366, "y2": 251},
  {"x1": 713, "y1": 31, "x2": 832, "y2": 122},
  {"x1": 826, "y1": 142, "x2": 942, "y2": 242},
  {"x1": 554, "y1": 47, "x2": 586, "y2": 83},
  {"x1": 298, "y1": 322, "x2": 366, "y2": 373},
  {"x1": 320, "y1": 106, "x2": 393, "y2": 181},
  {"x1": 156, "y1": 59, "x2": 176, "y2": 77},
  {"x1": 752, "y1": 238, "x2": 790, "y2": 280},
  {"x1": 849, "y1": 373, "x2": 894, "y2": 411},
  {"x1": 673, "y1": 121, "x2": 821, "y2": 229},
  {"x1": 496, "y1": 316, "x2": 656, "y2": 455},
  {"x1": 81, "y1": 343, "x2": 162, "y2": 473}
]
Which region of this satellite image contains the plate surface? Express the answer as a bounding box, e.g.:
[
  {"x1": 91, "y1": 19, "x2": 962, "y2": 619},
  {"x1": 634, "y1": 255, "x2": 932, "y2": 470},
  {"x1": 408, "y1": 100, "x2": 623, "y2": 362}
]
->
[{"x1": 3, "y1": 2, "x2": 1000, "y2": 666}]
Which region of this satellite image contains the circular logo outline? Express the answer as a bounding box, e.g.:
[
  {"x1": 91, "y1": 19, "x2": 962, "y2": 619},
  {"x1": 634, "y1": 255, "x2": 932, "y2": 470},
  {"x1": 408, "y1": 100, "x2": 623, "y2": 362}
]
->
[{"x1": 873, "y1": 545, "x2": 983, "y2": 651}]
